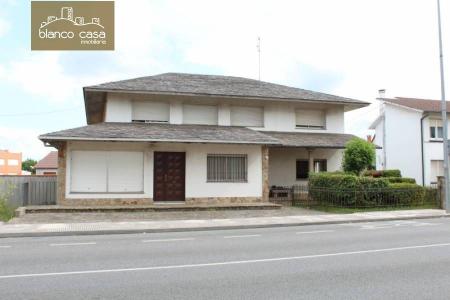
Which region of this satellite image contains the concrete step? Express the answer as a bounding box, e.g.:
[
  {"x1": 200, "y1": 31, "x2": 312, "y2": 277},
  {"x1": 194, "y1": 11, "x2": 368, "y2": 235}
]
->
[{"x1": 17, "y1": 203, "x2": 281, "y2": 215}]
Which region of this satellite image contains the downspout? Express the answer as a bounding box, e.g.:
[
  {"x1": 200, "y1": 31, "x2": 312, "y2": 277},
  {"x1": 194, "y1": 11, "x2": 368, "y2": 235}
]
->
[{"x1": 421, "y1": 113, "x2": 429, "y2": 186}]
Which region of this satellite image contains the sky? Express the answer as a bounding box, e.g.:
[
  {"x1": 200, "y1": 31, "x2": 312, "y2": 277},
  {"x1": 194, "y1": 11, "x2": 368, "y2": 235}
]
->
[{"x1": 1, "y1": 0, "x2": 450, "y2": 160}]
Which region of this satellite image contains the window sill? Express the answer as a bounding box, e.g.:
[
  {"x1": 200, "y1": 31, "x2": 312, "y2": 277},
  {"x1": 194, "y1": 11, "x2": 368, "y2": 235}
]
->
[
  {"x1": 429, "y1": 139, "x2": 443, "y2": 143},
  {"x1": 206, "y1": 181, "x2": 248, "y2": 183}
]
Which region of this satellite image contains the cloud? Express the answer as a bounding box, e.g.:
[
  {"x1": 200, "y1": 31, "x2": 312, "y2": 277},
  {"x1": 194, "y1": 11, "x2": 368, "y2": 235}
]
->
[
  {"x1": 0, "y1": 17, "x2": 10, "y2": 37},
  {"x1": 0, "y1": 127, "x2": 50, "y2": 160}
]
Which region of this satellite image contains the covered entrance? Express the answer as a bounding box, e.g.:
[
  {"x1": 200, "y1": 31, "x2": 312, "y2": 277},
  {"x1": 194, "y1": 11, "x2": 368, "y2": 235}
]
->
[{"x1": 153, "y1": 152, "x2": 186, "y2": 201}]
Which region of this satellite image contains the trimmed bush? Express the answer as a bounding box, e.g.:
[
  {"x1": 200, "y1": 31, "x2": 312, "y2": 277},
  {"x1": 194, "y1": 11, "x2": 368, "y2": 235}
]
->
[
  {"x1": 383, "y1": 169, "x2": 402, "y2": 177},
  {"x1": 362, "y1": 169, "x2": 402, "y2": 178},
  {"x1": 308, "y1": 172, "x2": 428, "y2": 208},
  {"x1": 387, "y1": 183, "x2": 425, "y2": 206},
  {"x1": 342, "y1": 138, "x2": 376, "y2": 175},
  {"x1": 384, "y1": 177, "x2": 416, "y2": 184}
]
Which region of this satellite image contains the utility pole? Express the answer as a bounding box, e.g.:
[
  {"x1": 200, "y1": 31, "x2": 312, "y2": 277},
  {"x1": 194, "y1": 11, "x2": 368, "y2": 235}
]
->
[
  {"x1": 437, "y1": 0, "x2": 450, "y2": 212},
  {"x1": 257, "y1": 36, "x2": 261, "y2": 81}
]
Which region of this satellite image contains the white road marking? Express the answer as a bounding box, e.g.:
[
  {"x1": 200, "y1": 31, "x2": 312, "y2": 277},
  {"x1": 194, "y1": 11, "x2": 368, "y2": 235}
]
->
[
  {"x1": 50, "y1": 242, "x2": 97, "y2": 247},
  {"x1": 0, "y1": 245, "x2": 12, "y2": 248},
  {"x1": 1, "y1": 242, "x2": 449, "y2": 279},
  {"x1": 142, "y1": 238, "x2": 195, "y2": 243},
  {"x1": 223, "y1": 234, "x2": 261, "y2": 239},
  {"x1": 295, "y1": 230, "x2": 334, "y2": 235}
]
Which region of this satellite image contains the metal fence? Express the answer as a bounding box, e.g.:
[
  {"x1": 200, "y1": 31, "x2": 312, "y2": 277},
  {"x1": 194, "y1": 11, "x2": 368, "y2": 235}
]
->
[
  {"x1": 269, "y1": 185, "x2": 441, "y2": 209},
  {"x1": 0, "y1": 175, "x2": 57, "y2": 207}
]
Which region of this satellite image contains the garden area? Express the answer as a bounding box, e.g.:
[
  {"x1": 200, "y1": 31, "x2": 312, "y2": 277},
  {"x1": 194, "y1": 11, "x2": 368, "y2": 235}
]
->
[{"x1": 295, "y1": 138, "x2": 442, "y2": 212}]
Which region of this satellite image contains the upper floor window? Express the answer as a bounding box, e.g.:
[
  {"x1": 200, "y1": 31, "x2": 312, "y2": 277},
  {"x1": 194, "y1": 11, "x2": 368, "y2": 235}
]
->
[
  {"x1": 295, "y1": 109, "x2": 326, "y2": 129},
  {"x1": 230, "y1": 106, "x2": 264, "y2": 127},
  {"x1": 430, "y1": 119, "x2": 443, "y2": 140},
  {"x1": 183, "y1": 104, "x2": 218, "y2": 125},
  {"x1": 7, "y1": 159, "x2": 18, "y2": 166},
  {"x1": 132, "y1": 101, "x2": 170, "y2": 123}
]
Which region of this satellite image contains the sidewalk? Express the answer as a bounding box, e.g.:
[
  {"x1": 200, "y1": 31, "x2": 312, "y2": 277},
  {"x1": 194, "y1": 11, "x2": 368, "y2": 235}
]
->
[{"x1": 0, "y1": 209, "x2": 448, "y2": 238}]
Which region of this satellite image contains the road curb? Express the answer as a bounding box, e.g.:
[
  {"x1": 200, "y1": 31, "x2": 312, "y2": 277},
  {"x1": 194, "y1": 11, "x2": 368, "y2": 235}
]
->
[{"x1": 1, "y1": 214, "x2": 449, "y2": 238}]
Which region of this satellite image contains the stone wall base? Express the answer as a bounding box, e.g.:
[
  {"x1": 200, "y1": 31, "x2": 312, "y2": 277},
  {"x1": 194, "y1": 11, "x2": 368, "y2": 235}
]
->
[
  {"x1": 185, "y1": 197, "x2": 262, "y2": 205},
  {"x1": 59, "y1": 198, "x2": 153, "y2": 206}
]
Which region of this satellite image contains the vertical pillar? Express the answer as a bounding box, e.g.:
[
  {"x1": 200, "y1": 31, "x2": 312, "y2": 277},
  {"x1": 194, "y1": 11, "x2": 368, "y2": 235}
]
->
[
  {"x1": 308, "y1": 148, "x2": 315, "y2": 174},
  {"x1": 262, "y1": 145, "x2": 269, "y2": 202},
  {"x1": 57, "y1": 142, "x2": 67, "y2": 205}
]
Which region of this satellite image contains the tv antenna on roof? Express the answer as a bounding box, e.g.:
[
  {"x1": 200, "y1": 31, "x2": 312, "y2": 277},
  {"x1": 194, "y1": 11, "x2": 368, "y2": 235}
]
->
[{"x1": 257, "y1": 36, "x2": 261, "y2": 81}]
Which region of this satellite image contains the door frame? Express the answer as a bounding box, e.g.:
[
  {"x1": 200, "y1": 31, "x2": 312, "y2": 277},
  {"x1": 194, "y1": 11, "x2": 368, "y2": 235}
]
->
[{"x1": 153, "y1": 151, "x2": 186, "y2": 202}]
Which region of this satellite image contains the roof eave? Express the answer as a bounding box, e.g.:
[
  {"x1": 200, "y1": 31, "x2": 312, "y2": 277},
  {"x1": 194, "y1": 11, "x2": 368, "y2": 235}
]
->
[
  {"x1": 83, "y1": 87, "x2": 370, "y2": 107},
  {"x1": 39, "y1": 135, "x2": 280, "y2": 146}
]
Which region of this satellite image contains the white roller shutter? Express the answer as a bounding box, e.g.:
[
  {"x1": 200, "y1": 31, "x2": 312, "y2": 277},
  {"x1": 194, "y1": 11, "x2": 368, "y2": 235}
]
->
[
  {"x1": 230, "y1": 106, "x2": 264, "y2": 127},
  {"x1": 108, "y1": 151, "x2": 144, "y2": 192},
  {"x1": 71, "y1": 151, "x2": 107, "y2": 192},
  {"x1": 132, "y1": 101, "x2": 169, "y2": 122},
  {"x1": 183, "y1": 104, "x2": 218, "y2": 125},
  {"x1": 295, "y1": 109, "x2": 326, "y2": 128}
]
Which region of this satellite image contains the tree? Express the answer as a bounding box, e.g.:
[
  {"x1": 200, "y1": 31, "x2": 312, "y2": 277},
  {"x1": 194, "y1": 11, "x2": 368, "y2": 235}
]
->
[
  {"x1": 22, "y1": 158, "x2": 37, "y2": 174},
  {"x1": 342, "y1": 138, "x2": 375, "y2": 175}
]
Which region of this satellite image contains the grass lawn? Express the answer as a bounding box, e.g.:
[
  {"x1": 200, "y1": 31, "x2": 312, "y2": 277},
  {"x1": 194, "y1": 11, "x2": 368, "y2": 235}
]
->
[{"x1": 296, "y1": 203, "x2": 440, "y2": 214}]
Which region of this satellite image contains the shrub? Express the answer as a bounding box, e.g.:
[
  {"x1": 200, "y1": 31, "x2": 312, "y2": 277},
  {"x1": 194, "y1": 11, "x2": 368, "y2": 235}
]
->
[
  {"x1": 342, "y1": 138, "x2": 376, "y2": 175},
  {"x1": 308, "y1": 173, "x2": 427, "y2": 208},
  {"x1": 362, "y1": 169, "x2": 402, "y2": 178},
  {"x1": 387, "y1": 183, "x2": 425, "y2": 206},
  {"x1": 384, "y1": 177, "x2": 415, "y2": 184},
  {"x1": 383, "y1": 169, "x2": 402, "y2": 177},
  {"x1": 0, "y1": 180, "x2": 15, "y2": 222}
]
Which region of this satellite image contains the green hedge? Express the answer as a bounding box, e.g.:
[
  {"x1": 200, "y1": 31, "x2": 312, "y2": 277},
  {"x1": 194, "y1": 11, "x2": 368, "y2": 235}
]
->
[
  {"x1": 362, "y1": 169, "x2": 402, "y2": 178},
  {"x1": 384, "y1": 177, "x2": 416, "y2": 184},
  {"x1": 308, "y1": 172, "x2": 428, "y2": 207}
]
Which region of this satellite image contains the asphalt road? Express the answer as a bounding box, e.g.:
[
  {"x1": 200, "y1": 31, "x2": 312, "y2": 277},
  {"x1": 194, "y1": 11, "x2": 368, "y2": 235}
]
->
[{"x1": 1, "y1": 217, "x2": 450, "y2": 299}]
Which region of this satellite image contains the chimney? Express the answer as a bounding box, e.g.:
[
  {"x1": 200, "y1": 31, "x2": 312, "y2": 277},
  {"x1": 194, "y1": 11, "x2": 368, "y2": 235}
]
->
[{"x1": 378, "y1": 89, "x2": 386, "y2": 99}]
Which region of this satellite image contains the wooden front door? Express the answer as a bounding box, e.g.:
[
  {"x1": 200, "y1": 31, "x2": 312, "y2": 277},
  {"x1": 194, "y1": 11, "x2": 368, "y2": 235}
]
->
[{"x1": 153, "y1": 152, "x2": 186, "y2": 201}]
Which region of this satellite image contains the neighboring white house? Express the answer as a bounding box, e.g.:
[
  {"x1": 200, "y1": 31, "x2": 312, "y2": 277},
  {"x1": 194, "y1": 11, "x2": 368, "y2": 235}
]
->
[
  {"x1": 370, "y1": 96, "x2": 450, "y2": 186},
  {"x1": 39, "y1": 73, "x2": 369, "y2": 206}
]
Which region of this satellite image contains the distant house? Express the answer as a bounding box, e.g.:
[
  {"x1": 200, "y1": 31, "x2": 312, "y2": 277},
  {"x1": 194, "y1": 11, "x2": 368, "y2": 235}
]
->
[
  {"x1": 0, "y1": 150, "x2": 22, "y2": 175},
  {"x1": 370, "y1": 97, "x2": 450, "y2": 186},
  {"x1": 39, "y1": 73, "x2": 369, "y2": 206},
  {"x1": 35, "y1": 151, "x2": 58, "y2": 175}
]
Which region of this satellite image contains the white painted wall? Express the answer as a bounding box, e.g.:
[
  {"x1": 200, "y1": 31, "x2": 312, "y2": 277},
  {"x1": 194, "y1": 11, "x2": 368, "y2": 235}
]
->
[
  {"x1": 103, "y1": 92, "x2": 346, "y2": 133},
  {"x1": 269, "y1": 147, "x2": 343, "y2": 187},
  {"x1": 66, "y1": 141, "x2": 262, "y2": 199},
  {"x1": 36, "y1": 168, "x2": 57, "y2": 175},
  {"x1": 382, "y1": 104, "x2": 423, "y2": 184}
]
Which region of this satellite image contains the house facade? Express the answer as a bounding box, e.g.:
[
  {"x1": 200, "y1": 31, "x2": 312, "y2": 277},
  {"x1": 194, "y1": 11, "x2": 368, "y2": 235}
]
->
[
  {"x1": 370, "y1": 97, "x2": 450, "y2": 186},
  {"x1": 0, "y1": 150, "x2": 22, "y2": 175},
  {"x1": 35, "y1": 151, "x2": 58, "y2": 175},
  {"x1": 39, "y1": 73, "x2": 368, "y2": 206}
]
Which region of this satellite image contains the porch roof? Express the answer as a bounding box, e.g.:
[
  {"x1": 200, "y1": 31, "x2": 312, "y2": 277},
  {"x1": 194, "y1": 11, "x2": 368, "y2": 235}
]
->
[
  {"x1": 39, "y1": 122, "x2": 281, "y2": 145},
  {"x1": 263, "y1": 131, "x2": 368, "y2": 148}
]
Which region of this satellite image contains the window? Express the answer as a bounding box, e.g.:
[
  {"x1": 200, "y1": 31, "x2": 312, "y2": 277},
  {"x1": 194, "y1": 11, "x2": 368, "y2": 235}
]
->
[
  {"x1": 70, "y1": 151, "x2": 144, "y2": 193},
  {"x1": 295, "y1": 109, "x2": 326, "y2": 129},
  {"x1": 430, "y1": 119, "x2": 443, "y2": 140},
  {"x1": 430, "y1": 160, "x2": 444, "y2": 184},
  {"x1": 207, "y1": 154, "x2": 247, "y2": 182},
  {"x1": 296, "y1": 159, "x2": 327, "y2": 179},
  {"x1": 132, "y1": 101, "x2": 170, "y2": 123},
  {"x1": 230, "y1": 106, "x2": 264, "y2": 127},
  {"x1": 7, "y1": 159, "x2": 18, "y2": 166},
  {"x1": 0, "y1": 159, "x2": 4, "y2": 165},
  {"x1": 183, "y1": 104, "x2": 218, "y2": 125}
]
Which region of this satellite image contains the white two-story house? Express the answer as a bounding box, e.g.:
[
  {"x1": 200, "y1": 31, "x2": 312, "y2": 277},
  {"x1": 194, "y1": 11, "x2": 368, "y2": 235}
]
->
[
  {"x1": 370, "y1": 96, "x2": 450, "y2": 186},
  {"x1": 39, "y1": 73, "x2": 368, "y2": 206}
]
